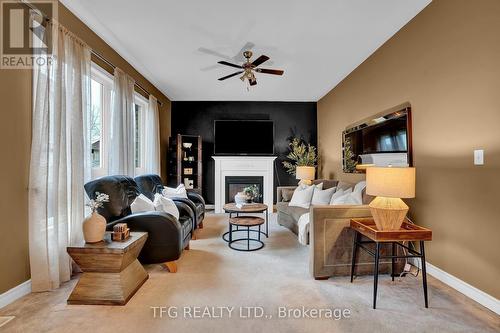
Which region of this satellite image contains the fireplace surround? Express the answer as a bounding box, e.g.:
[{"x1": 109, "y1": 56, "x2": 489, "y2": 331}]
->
[{"x1": 212, "y1": 156, "x2": 277, "y2": 213}]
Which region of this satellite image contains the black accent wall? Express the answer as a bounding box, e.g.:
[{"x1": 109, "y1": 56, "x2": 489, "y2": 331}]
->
[{"x1": 171, "y1": 101, "x2": 317, "y2": 204}]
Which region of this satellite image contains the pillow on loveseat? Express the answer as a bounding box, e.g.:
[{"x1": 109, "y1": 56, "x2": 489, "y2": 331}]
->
[{"x1": 289, "y1": 183, "x2": 323, "y2": 209}]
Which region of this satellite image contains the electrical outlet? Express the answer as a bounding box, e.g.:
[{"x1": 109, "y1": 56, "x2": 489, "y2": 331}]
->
[
  {"x1": 474, "y1": 149, "x2": 484, "y2": 165},
  {"x1": 404, "y1": 263, "x2": 411, "y2": 272}
]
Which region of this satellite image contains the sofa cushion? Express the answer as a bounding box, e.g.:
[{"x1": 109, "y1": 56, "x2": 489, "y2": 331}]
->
[
  {"x1": 281, "y1": 188, "x2": 295, "y2": 202},
  {"x1": 313, "y1": 179, "x2": 338, "y2": 189},
  {"x1": 289, "y1": 185, "x2": 315, "y2": 209},
  {"x1": 153, "y1": 193, "x2": 180, "y2": 220},
  {"x1": 276, "y1": 202, "x2": 308, "y2": 221},
  {"x1": 311, "y1": 186, "x2": 336, "y2": 205}
]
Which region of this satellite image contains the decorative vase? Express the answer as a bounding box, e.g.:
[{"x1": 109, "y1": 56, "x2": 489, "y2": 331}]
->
[
  {"x1": 82, "y1": 211, "x2": 106, "y2": 243},
  {"x1": 234, "y1": 192, "x2": 247, "y2": 205}
]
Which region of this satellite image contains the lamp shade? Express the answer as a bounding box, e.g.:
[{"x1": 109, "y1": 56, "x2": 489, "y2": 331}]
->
[
  {"x1": 295, "y1": 166, "x2": 315, "y2": 180},
  {"x1": 366, "y1": 167, "x2": 415, "y2": 198}
]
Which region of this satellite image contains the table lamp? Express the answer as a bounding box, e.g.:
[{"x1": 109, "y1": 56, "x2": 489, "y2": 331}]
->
[
  {"x1": 366, "y1": 167, "x2": 415, "y2": 230},
  {"x1": 296, "y1": 166, "x2": 315, "y2": 186}
]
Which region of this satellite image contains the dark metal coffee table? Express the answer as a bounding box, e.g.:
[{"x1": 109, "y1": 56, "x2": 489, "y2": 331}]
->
[
  {"x1": 227, "y1": 216, "x2": 265, "y2": 251},
  {"x1": 222, "y1": 203, "x2": 269, "y2": 243}
]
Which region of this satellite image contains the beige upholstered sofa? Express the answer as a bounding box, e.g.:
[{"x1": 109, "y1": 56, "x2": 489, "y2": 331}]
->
[{"x1": 276, "y1": 180, "x2": 403, "y2": 279}]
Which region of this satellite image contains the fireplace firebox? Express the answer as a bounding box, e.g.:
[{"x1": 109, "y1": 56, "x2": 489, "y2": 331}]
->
[{"x1": 225, "y1": 176, "x2": 264, "y2": 204}]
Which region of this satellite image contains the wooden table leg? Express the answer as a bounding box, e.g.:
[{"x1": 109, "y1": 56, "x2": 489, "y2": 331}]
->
[
  {"x1": 373, "y1": 242, "x2": 381, "y2": 309},
  {"x1": 350, "y1": 231, "x2": 360, "y2": 283},
  {"x1": 420, "y1": 241, "x2": 429, "y2": 308}
]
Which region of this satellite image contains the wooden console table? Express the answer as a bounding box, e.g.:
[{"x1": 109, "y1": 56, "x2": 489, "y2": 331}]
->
[
  {"x1": 67, "y1": 232, "x2": 148, "y2": 305},
  {"x1": 350, "y1": 218, "x2": 432, "y2": 309}
]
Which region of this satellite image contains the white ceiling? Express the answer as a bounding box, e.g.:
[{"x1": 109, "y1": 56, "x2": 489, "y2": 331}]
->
[{"x1": 61, "y1": 0, "x2": 431, "y2": 101}]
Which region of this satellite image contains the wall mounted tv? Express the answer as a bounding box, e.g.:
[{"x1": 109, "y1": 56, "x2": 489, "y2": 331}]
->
[
  {"x1": 214, "y1": 120, "x2": 275, "y2": 155},
  {"x1": 342, "y1": 104, "x2": 412, "y2": 173}
]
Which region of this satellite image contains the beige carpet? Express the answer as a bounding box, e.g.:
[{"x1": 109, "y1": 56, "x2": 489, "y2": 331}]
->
[{"x1": 0, "y1": 213, "x2": 498, "y2": 333}]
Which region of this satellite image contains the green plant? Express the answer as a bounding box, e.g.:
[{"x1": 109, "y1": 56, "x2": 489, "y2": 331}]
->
[
  {"x1": 282, "y1": 137, "x2": 317, "y2": 176},
  {"x1": 343, "y1": 135, "x2": 357, "y2": 173},
  {"x1": 243, "y1": 185, "x2": 261, "y2": 200}
]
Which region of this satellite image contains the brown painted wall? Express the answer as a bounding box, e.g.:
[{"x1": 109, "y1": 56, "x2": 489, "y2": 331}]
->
[
  {"x1": 0, "y1": 3, "x2": 171, "y2": 294},
  {"x1": 318, "y1": 0, "x2": 500, "y2": 298}
]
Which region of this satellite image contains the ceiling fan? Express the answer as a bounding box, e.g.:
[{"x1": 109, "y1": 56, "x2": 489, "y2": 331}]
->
[{"x1": 217, "y1": 51, "x2": 284, "y2": 86}]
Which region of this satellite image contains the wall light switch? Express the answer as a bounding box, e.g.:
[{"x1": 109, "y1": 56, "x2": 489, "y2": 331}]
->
[{"x1": 474, "y1": 149, "x2": 484, "y2": 165}]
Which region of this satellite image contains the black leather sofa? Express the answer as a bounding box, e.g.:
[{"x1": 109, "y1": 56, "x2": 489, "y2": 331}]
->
[
  {"x1": 134, "y1": 174, "x2": 206, "y2": 230},
  {"x1": 84, "y1": 175, "x2": 193, "y2": 267}
]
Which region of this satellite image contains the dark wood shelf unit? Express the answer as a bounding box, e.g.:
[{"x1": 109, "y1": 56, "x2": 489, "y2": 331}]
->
[{"x1": 167, "y1": 134, "x2": 202, "y2": 193}]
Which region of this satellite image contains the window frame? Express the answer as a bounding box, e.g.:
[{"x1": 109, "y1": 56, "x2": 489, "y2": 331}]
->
[
  {"x1": 133, "y1": 93, "x2": 148, "y2": 176},
  {"x1": 90, "y1": 64, "x2": 113, "y2": 179}
]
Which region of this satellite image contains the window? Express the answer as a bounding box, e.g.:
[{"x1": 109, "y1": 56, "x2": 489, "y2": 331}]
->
[
  {"x1": 90, "y1": 64, "x2": 147, "y2": 178},
  {"x1": 90, "y1": 65, "x2": 112, "y2": 179},
  {"x1": 134, "y1": 95, "x2": 148, "y2": 175}
]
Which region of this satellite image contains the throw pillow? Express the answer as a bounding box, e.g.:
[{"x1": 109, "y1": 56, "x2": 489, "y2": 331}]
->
[
  {"x1": 289, "y1": 185, "x2": 316, "y2": 209},
  {"x1": 153, "y1": 193, "x2": 180, "y2": 220},
  {"x1": 329, "y1": 188, "x2": 345, "y2": 204},
  {"x1": 330, "y1": 188, "x2": 355, "y2": 205},
  {"x1": 354, "y1": 180, "x2": 367, "y2": 194},
  {"x1": 131, "y1": 194, "x2": 155, "y2": 213},
  {"x1": 162, "y1": 184, "x2": 188, "y2": 199},
  {"x1": 281, "y1": 188, "x2": 295, "y2": 202},
  {"x1": 311, "y1": 186, "x2": 336, "y2": 205}
]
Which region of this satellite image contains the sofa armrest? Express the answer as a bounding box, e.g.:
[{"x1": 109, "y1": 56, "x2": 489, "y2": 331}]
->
[
  {"x1": 187, "y1": 191, "x2": 205, "y2": 207},
  {"x1": 109, "y1": 212, "x2": 183, "y2": 249},
  {"x1": 309, "y1": 205, "x2": 372, "y2": 279},
  {"x1": 276, "y1": 186, "x2": 297, "y2": 203}
]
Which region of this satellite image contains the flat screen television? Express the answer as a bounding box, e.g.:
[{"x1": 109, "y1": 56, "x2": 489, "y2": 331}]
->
[{"x1": 214, "y1": 120, "x2": 274, "y2": 155}]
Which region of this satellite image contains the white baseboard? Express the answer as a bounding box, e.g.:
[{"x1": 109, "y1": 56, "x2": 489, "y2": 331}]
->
[
  {"x1": 0, "y1": 280, "x2": 31, "y2": 309},
  {"x1": 410, "y1": 260, "x2": 499, "y2": 314},
  {"x1": 205, "y1": 204, "x2": 215, "y2": 210}
]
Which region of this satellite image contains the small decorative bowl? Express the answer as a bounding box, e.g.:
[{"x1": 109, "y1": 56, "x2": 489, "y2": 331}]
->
[{"x1": 182, "y1": 143, "x2": 192, "y2": 149}]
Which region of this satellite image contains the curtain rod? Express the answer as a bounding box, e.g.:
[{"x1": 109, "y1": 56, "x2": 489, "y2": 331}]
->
[
  {"x1": 23, "y1": 0, "x2": 163, "y2": 107},
  {"x1": 91, "y1": 51, "x2": 163, "y2": 107}
]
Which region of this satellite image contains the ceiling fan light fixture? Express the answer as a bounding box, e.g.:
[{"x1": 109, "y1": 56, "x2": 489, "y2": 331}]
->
[{"x1": 217, "y1": 50, "x2": 284, "y2": 87}]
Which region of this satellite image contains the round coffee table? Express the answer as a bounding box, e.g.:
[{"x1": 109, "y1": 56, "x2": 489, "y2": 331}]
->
[
  {"x1": 222, "y1": 203, "x2": 269, "y2": 243},
  {"x1": 228, "y1": 216, "x2": 265, "y2": 251}
]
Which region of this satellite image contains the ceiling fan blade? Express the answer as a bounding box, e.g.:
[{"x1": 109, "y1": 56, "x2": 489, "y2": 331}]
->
[
  {"x1": 251, "y1": 55, "x2": 270, "y2": 67},
  {"x1": 255, "y1": 68, "x2": 284, "y2": 75},
  {"x1": 217, "y1": 61, "x2": 243, "y2": 69},
  {"x1": 218, "y1": 71, "x2": 244, "y2": 81},
  {"x1": 249, "y1": 78, "x2": 257, "y2": 86}
]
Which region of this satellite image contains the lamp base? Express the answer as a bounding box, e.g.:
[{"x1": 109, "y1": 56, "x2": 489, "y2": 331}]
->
[
  {"x1": 297, "y1": 179, "x2": 313, "y2": 186},
  {"x1": 369, "y1": 196, "x2": 409, "y2": 230}
]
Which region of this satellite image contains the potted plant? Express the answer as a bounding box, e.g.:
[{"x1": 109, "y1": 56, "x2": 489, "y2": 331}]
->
[
  {"x1": 243, "y1": 185, "x2": 261, "y2": 203},
  {"x1": 282, "y1": 137, "x2": 318, "y2": 176},
  {"x1": 83, "y1": 192, "x2": 110, "y2": 243}
]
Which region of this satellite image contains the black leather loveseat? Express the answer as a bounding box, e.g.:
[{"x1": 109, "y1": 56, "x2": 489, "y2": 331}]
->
[
  {"x1": 134, "y1": 174, "x2": 206, "y2": 230},
  {"x1": 84, "y1": 175, "x2": 193, "y2": 268}
]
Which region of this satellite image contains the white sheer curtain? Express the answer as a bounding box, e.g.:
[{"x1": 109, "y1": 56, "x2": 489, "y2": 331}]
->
[
  {"x1": 29, "y1": 22, "x2": 91, "y2": 291},
  {"x1": 144, "y1": 95, "x2": 161, "y2": 175},
  {"x1": 108, "y1": 68, "x2": 135, "y2": 175}
]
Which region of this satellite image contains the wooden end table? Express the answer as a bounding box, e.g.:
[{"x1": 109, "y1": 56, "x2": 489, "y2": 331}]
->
[
  {"x1": 67, "y1": 232, "x2": 148, "y2": 305},
  {"x1": 350, "y1": 218, "x2": 432, "y2": 309},
  {"x1": 222, "y1": 203, "x2": 269, "y2": 242}
]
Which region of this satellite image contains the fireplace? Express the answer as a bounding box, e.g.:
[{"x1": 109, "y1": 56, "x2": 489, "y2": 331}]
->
[
  {"x1": 225, "y1": 176, "x2": 264, "y2": 204},
  {"x1": 212, "y1": 156, "x2": 276, "y2": 213}
]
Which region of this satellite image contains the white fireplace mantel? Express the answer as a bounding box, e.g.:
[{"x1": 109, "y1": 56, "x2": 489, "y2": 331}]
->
[{"x1": 212, "y1": 156, "x2": 277, "y2": 213}]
